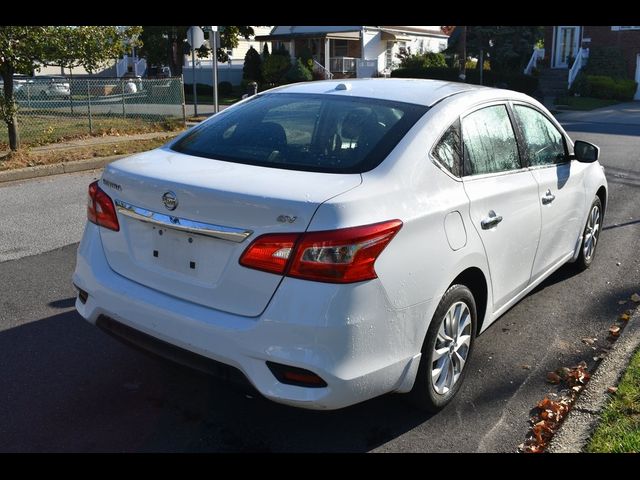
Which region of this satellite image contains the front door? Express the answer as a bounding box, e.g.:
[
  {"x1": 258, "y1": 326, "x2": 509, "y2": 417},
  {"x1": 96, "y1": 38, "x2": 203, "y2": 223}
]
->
[
  {"x1": 511, "y1": 103, "x2": 587, "y2": 280},
  {"x1": 554, "y1": 26, "x2": 580, "y2": 68},
  {"x1": 461, "y1": 104, "x2": 542, "y2": 311}
]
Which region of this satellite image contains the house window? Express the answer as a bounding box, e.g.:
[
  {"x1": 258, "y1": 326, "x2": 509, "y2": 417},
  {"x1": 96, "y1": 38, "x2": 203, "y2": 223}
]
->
[
  {"x1": 385, "y1": 41, "x2": 395, "y2": 69},
  {"x1": 332, "y1": 40, "x2": 348, "y2": 57}
]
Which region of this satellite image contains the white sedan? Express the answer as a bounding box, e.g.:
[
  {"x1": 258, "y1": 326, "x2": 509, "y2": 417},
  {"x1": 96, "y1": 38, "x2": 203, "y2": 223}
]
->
[{"x1": 73, "y1": 78, "x2": 607, "y2": 411}]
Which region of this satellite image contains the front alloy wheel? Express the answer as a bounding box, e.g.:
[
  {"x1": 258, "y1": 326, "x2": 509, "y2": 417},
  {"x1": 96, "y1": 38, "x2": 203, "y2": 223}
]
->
[{"x1": 576, "y1": 196, "x2": 603, "y2": 270}]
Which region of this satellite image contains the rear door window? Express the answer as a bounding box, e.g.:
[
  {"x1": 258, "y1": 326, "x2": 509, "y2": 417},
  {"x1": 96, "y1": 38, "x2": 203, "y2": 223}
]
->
[{"x1": 462, "y1": 105, "x2": 521, "y2": 175}]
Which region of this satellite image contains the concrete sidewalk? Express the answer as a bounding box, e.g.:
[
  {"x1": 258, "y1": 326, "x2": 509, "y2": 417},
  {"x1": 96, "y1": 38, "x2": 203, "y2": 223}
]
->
[{"x1": 555, "y1": 101, "x2": 640, "y2": 125}]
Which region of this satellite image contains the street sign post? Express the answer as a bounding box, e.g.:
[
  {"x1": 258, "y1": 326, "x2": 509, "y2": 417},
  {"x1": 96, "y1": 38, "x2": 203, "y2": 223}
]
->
[
  {"x1": 186, "y1": 26, "x2": 206, "y2": 117},
  {"x1": 205, "y1": 26, "x2": 219, "y2": 113}
]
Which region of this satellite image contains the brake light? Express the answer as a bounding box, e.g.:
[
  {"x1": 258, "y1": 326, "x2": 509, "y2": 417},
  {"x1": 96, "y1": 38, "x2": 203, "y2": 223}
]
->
[
  {"x1": 239, "y1": 220, "x2": 402, "y2": 283},
  {"x1": 87, "y1": 181, "x2": 119, "y2": 231},
  {"x1": 239, "y1": 233, "x2": 300, "y2": 275}
]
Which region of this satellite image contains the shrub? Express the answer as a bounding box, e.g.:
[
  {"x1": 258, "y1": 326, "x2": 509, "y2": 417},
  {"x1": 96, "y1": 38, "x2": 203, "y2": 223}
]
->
[
  {"x1": 262, "y1": 53, "x2": 292, "y2": 85},
  {"x1": 285, "y1": 58, "x2": 313, "y2": 83},
  {"x1": 583, "y1": 46, "x2": 627, "y2": 79},
  {"x1": 242, "y1": 46, "x2": 262, "y2": 83},
  {"x1": 262, "y1": 43, "x2": 270, "y2": 60},
  {"x1": 218, "y1": 81, "x2": 233, "y2": 96},
  {"x1": 572, "y1": 74, "x2": 638, "y2": 101},
  {"x1": 183, "y1": 83, "x2": 212, "y2": 96},
  {"x1": 397, "y1": 51, "x2": 447, "y2": 69}
]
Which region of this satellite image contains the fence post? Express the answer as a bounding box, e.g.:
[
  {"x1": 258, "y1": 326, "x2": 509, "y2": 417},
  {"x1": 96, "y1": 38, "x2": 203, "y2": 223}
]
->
[
  {"x1": 180, "y1": 74, "x2": 187, "y2": 127},
  {"x1": 121, "y1": 79, "x2": 126, "y2": 118},
  {"x1": 87, "y1": 79, "x2": 93, "y2": 135}
]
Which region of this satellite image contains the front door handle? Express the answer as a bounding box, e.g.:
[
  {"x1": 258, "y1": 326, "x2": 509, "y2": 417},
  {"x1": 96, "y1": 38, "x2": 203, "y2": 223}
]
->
[
  {"x1": 542, "y1": 189, "x2": 556, "y2": 205},
  {"x1": 481, "y1": 210, "x2": 503, "y2": 230}
]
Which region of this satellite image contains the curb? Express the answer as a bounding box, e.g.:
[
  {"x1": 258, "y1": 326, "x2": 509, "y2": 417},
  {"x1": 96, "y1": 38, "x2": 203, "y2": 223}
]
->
[
  {"x1": 548, "y1": 307, "x2": 640, "y2": 452},
  {"x1": 0, "y1": 154, "x2": 128, "y2": 184}
]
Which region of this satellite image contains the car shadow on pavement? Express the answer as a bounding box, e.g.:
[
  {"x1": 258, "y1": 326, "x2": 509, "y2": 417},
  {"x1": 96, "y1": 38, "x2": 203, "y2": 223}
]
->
[{"x1": 0, "y1": 309, "x2": 436, "y2": 452}]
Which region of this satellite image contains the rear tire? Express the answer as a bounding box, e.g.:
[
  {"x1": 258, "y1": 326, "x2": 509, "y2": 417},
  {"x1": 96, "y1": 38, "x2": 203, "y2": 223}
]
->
[
  {"x1": 408, "y1": 284, "x2": 477, "y2": 412},
  {"x1": 575, "y1": 196, "x2": 602, "y2": 271}
]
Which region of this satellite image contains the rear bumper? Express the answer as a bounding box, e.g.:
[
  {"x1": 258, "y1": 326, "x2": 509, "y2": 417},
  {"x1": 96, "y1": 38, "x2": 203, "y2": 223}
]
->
[{"x1": 73, "y1": 223, "x2": 427, "y2": 410}]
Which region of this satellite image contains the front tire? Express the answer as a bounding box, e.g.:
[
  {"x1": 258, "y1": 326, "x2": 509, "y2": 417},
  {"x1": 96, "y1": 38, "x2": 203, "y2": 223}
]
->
[
  {"x1": 409, "y1": 284, "x2": 477, "y2": 412},
  {"x1": 576, "y1": 196, "x2": 602, "y2": 270}
]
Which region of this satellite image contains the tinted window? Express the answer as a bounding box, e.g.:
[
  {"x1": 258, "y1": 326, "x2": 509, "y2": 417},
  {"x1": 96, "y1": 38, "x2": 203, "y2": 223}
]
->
[
  {"x1": 172, "y1": 93, "x2": 428, "y2": 174},
  {"x1": 432, "y1": 120, "x2": 462, "y2": 177},
  {"x1": 462, "y1": 105, "x2": 521, "y2": 175},
  {"x1": 513, "y1": 105, "x2": 566, "y2": 166}
]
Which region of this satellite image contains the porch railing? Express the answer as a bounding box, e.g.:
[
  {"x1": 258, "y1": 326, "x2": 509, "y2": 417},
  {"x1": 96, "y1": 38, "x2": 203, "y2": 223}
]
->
[
  {"x1": 134, "y1": 58, "x2": 147, "y2": 77},
  {"x1": 115, "y1": 57, "x2": 128, "y2": 77},
  {"x1": 312, "y1": 59, "x2": 333, "y2": 79},
  {"x1": 523, "y1": 48, "x2": 545, "y2": 75},
  {"x1": 330, "y1": 56, "x2": 358, "y2": 73},
  {"x1": 568, "y1": 47, "x2": 589, "y2": 89}
]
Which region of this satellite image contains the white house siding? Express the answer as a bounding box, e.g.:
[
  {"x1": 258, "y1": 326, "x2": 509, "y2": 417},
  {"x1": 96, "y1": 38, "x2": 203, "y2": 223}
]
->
[
  {"x1": 229, "y1": 26, "x2": 273, "y2": 62},
  {"x1": 362, "y1": 27, "x2": 448, "y2": 76}
]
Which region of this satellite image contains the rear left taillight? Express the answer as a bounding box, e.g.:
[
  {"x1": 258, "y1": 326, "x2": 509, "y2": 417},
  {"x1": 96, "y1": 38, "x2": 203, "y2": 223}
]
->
[
  {"x1": 239, "y1": 220, "x2": 402, "y2": 283},
  {"x1": 87, "y1": 181, "x2": 119, "y2": 231}
]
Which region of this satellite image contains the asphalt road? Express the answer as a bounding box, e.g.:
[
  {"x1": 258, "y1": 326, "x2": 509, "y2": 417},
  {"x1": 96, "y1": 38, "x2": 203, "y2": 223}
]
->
[{"x1": 0, "y1": 118, "x2": 639, "y2": 452}]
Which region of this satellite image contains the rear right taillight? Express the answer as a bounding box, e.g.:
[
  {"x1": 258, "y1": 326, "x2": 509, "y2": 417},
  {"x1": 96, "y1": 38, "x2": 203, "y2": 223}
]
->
[
  {"x1": 239, "y1": 220, "x2": 402, "y2": 283},
  {"x1": 87, "y1": 181, "x2": 119, "y2": 231}
]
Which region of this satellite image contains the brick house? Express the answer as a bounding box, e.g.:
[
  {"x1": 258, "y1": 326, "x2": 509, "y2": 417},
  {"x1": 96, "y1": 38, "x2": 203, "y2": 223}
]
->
[{"x1": 541, "y1": 26, "x2": 640, "y2": 100}]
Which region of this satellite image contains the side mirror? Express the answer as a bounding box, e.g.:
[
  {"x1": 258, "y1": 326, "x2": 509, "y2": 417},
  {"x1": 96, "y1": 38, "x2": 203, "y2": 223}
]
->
[{"x1": 573, "y1": 140, "x2": 599, "y2": 163}]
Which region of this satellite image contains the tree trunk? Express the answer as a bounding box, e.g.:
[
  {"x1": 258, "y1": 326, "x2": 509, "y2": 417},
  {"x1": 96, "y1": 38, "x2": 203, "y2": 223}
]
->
[{"x1": 1, "y1": 65, "x2": 21, "y2": 151}]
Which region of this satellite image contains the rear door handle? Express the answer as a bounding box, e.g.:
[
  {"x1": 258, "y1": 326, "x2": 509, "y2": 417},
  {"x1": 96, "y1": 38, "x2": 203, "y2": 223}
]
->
[
  {"x1": 481, "y1": 210, "x2": 503, "y2": 230},
  {"x1": 542, "y1": 189, "x2": 556, "y2": 205}
]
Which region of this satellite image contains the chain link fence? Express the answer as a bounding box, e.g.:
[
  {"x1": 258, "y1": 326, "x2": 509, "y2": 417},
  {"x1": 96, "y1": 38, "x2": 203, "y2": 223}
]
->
[{"x1": 0, "y1": 76, "x2": 186, "y2": 149}]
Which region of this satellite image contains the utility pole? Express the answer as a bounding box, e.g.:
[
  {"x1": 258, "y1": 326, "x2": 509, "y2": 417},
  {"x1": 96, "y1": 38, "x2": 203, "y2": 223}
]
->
[{"x1": 459, "y1": 26, "x2": 467, "y2": 82}]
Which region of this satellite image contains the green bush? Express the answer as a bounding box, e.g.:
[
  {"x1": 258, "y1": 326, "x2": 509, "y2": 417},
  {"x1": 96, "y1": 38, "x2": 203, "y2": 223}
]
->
[
  {"x1": 398, "y1": 51, "x2": 447, "y2": 69},
  {"x1": 262, "y1": 53, "x2": 292, "y2": 85},
  {"x1": 583, "y1": 46, "x2": 627, "y2": 79},
  {"x1": 183, "y1": 83, "x2": 212, "y2": 96},
  {"x1": 242, "y1": 46, "x2": 262, "y2": 83},
  {"x1": 218, "y1": 81, "x2": 233, "y2": 96},
  {"x1": 572, "y1": 74, "x2": 638, "y2": 101},
  {"x1": 285, "y1": 58, "x2": 312, "y2": 83}
]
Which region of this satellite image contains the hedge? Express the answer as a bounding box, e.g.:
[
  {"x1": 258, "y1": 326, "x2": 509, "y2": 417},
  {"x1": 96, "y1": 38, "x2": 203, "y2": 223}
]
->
[
  {"x1": 570, "y1": 73, "x2": 637, "y2": 101},
  {"x1": 391, "y1": 67, "x2": 539, "y2": 95}
]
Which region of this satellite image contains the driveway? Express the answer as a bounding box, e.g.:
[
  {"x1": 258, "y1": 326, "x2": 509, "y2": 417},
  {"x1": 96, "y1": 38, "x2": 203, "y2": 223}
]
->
[{"x1": 0, "y1": 115, "x2": 638, "y2": 452}]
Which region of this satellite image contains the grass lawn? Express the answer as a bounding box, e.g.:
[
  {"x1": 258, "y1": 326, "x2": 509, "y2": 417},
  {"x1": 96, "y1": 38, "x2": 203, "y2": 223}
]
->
[
  {"x1": 0, "y1": 135, "x2": 177, "y2": 172},
  {"x1": 554, "y1": 96, "x2": 622, "y2": 111},
  {"x1": 0, "y1": 115, "x2": 183, "y2": 150},
  {"x1": 586, "y1": 348, "x2": 640, "y2": 452}
]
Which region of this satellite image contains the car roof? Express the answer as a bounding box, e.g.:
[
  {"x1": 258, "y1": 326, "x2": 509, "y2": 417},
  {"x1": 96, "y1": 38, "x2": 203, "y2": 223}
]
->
[{"x1": 267, "y1": 78, "x2": 496, "y2": 107}]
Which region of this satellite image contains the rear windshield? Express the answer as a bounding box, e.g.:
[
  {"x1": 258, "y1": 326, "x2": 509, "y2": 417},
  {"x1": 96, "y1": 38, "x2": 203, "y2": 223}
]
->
[{"x1": 171, "y1": 93, "x2": 428, "y2": 173}]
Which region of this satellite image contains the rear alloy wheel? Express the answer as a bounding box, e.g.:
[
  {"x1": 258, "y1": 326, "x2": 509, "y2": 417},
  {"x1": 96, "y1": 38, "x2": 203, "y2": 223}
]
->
[
  {"x1": 409, "y1": 284, "x2": 477, "y2": 412},
  {"x1": 576, "y1": 196, "x2": 602, "y2": 270}
]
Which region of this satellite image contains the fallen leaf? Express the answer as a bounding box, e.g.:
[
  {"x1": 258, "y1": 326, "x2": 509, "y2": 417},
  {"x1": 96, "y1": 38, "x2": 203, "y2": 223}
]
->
[
  {"x1": 572, "y1": 385, "x2": 582, "y2": 393},
  {"x1": 546, "y1": 372, "x2": 561, "y2": 384},
  {"x1": 556, "y1": 367, "x2": 572, "y2": 379},
  {"x1": 631, "y1": 293, "x2": 640, "y2": 303},
  {"x1": 609, "y1": 325, "x2": 621, "y2": 337},
  {"x1": 581, "y1": 337, "x2": 596, "y2": 346},
  {"x1": 607, "y1": 386, "x2": 618, "y2": 394},
  {"x1": 618, "y1": 300, "x2": 627, "y2": 305},
  {"x1": 521, "y1": 364, "x2": 532, "y2": 370},
  {"x1": 620, "y1": 313, "x2": 630, "y2": 321}
]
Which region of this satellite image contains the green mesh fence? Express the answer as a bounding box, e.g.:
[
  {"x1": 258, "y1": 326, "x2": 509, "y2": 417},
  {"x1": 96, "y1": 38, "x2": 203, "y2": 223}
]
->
[{"x1": 1, "y1": 76, "x2": 186, "y2": 149}]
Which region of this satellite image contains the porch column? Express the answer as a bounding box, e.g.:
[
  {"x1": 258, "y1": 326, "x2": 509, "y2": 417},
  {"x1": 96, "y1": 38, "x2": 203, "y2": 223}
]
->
[{"x1": 324, "y1": 37, "x2": 330, "y2": 72}]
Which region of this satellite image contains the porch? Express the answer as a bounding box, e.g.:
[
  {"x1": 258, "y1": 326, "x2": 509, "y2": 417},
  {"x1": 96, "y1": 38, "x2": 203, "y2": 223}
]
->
[{"x1": 256, "y1": 31, "x2": 364, "y2": 79}]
